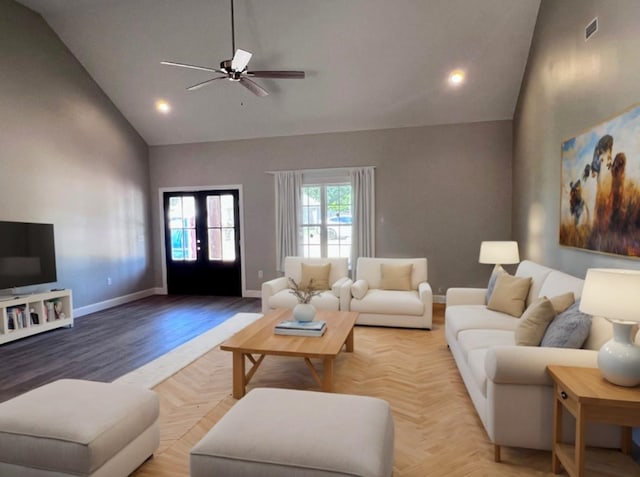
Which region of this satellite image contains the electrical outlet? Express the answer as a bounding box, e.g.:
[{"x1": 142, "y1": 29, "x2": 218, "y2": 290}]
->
[
  {"x1": 437, "y1": 287, "x2": 443, "y2": 294},
  {"x1": 107, "y1": 277, "x2": 112, "y2": 286},
  {"x1": 258, "y1": 270, "x2": 263, "y2": 278}
]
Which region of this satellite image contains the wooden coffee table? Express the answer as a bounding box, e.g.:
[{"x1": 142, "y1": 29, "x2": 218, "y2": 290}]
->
[{"x1": 220, "y1": 308, "x2": 359, "y2": 398}]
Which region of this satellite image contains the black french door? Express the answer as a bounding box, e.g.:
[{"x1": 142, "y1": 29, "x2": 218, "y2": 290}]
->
[{"x1": 163, "y1": 190, "x2": 241, "y2": 296}]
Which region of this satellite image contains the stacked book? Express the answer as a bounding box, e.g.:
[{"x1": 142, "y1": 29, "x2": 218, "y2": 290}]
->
[{"x1": 274, "y1": 320, "x2": 327, "y2": 337}]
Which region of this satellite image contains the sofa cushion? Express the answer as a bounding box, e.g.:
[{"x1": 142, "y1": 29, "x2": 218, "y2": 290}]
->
[
  {"x1": 467, "y1": 349, "x2": 488, "y2": 397},
  {"x1": 515, "y1": 297, "x2": 557, "y2": 346},
  {"x1": 445, "y1": 305, "x2": 520, "y2": 339},
  {"x1": 487, "y1": 274, "x2": 532, "y2": 317},
  {"x1": 0, "y1": 379, "x2": 158, "y2": 475},
  {"x1": 515, "y1": 260, "x2": 554, "y2": 307},
  {"x1": 457, "y1": 329, "x2": 514, "y2": 361},
  {"x1": 355, "y1": 257, "x2": 427, "y2": 290},
  {"x1": 583, "y1": 315, "x2": 613, "y2": 350},
  {"x1": 351, "y1": 279, "x2": 369, "y2": 300},
  {"x1": 269, "y1": 289, "x2": 339, "y2": 311},
  {"x1": 350, "y1": 289, "x2": 424, "y2": 316},
  {"x1": 379, "y1": 263, "x2": 413, "y2": 291},
  {"x1": 538, "y1": 270, "x2": 584, "y2": 302},
  {"x1": 190, "y1": 388, "x2": 394, "y2": 477},
  {"x1": 549, "y1": 292, "x2": 575, "y2": 314},
  {"x1": 284, "y1": 257, "x2": 348, "y2": 289},
  {"x1": 541, "y1": 301, "x2": 592, "y2": 349},
  {"x1": 300, "y1": 263, "x2": 331, "y2": 290}
]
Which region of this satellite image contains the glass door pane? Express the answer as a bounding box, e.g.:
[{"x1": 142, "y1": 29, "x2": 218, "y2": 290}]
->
[
  {"x1": 206, "y1": 194, "x2": 237, "y2": 262},
  {"x1": 168, "y1": 196, "x2": 197, "y2": 261}
]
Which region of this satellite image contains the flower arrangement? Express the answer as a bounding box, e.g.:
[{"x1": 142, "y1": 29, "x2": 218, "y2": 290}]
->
[{"x1": 288, "y1": 277, "x2": 321, "y2": 304}]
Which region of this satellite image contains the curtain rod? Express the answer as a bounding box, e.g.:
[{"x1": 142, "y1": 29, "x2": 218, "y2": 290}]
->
[{"x1": 265, "y1": 166, "x2": 376, "y2": 175}]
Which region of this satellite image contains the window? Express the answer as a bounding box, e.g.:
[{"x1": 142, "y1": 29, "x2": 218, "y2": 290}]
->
[
  {"x1": 273, "y1": 166, "x2": 373, "y2": 272},
  {"x1": 300, "y1": 183, "x2": 352, "y2": 259}
]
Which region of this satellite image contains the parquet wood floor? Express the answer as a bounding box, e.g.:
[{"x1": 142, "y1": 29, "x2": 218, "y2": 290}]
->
[{"x1": 133, "y1": 304, "x2": 638, "y2": 476}]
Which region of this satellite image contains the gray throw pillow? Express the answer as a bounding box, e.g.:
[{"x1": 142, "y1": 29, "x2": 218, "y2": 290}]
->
[
  {"x1": 485, "y1": 266, "x2": 506, "y2": 304},
  {"x1": 540, "y1": 300, "x2": 592, "y2": 349}
]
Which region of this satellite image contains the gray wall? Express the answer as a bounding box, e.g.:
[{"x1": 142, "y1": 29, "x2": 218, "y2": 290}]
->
[
  {"x1": 0, "y1": 1, "x2": 154, "y2": 307},
  {"x1": 150, "y1": 120, "x2": 513, "y2": 293},
  {"x1": 513, "y1": 0, "x2": 640, "y2": 277}
]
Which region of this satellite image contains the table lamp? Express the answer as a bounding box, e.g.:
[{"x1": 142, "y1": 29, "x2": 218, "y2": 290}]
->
[
  {"x1": 579, "y1": 268, "x2": 640, "y2": 387},
  {"x1": 479, "y1": 241, "x2": 520, "y2": 273}
]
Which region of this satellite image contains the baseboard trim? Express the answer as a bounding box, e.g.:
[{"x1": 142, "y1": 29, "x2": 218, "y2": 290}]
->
[
  {"x1": 243, "y1": 290, "x2": 261, "y2": 298},
  {"x1": 433, "y1": 294, "x2": 445, "y2": 304},
  {"x1": 74, "y1": 288, "x2": 157, "y2": 318}
]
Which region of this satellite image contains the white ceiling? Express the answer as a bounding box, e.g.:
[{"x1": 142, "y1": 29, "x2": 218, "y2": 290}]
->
[{"x1": 18, "y1": 0, "x2": 541, "y2": 146}]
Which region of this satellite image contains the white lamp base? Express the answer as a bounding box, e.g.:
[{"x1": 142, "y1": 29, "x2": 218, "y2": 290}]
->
[{"x1": 597, "y1": 321, "x2": 640, "y2": 387}]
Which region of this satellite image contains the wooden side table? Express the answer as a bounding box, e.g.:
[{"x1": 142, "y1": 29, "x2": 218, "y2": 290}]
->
[{"x1": 547, "y1": 365, "x2": 640, "y2": 477}]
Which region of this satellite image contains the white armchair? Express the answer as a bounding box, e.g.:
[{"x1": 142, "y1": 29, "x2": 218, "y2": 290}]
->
[
  {"x1": 261, "y1": 257, "x2": 352, "y2": 313},
  {"x1": 349, "y1": 257, "x2": 432, "y2": 329}
]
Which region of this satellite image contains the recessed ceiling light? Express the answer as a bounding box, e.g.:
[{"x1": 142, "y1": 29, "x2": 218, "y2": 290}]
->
[
  {"x1": 155, "y1": 99, "x2": 171, "y2": 114},
  {"x1": 448, "y1": 69, "x2": 465, "y2": 86}
]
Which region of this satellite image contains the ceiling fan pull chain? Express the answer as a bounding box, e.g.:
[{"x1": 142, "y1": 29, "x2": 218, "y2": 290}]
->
[{"x1": 230, "y1": 0, "x2": 235, "y2": 57}]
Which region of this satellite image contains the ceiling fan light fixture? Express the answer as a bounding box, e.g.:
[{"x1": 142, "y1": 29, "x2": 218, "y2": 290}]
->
[
  {"x1": 160, "y1": 0, "x2": 305, "y2": 97},
  {"x1": 448, "y1": 69, "x2": 465, "y2": 86},
  {"x1": 155, "y1": 99, "x2": 171, "y2": 114}
]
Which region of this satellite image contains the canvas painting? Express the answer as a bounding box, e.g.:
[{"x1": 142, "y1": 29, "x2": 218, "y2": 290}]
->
[{"x1": 560, "y1": 104, "x2": 640, "y2": 257}]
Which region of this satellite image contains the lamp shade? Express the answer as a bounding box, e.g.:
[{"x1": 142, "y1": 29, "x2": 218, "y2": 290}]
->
[
  {"x1": 579, "y1": 268, "x2": 640, "y2": 386},
  {"x1": 478, "y1": 241, "x2": 519, "y2": 265},
  {"x1": 579, "y1": 268, "x2": 640, "y2": 324}
]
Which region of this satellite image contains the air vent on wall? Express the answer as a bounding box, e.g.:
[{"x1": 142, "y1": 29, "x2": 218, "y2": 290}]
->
[{"x1": 585, "y1": 17, "x2": 598, "y2": 41}]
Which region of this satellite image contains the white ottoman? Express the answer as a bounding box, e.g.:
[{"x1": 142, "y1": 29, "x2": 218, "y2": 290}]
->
[
  {"x1": 191, "y1": 388, "x2": 394, "y2": 477},
  {"x1": 0, "y1": 379, "x2": 160, "y2": 477}
]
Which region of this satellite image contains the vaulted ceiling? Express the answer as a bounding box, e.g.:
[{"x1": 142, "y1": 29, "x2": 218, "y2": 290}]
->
[{"x1": 17, "y1": 0, "x2": 541, "y2": 146}]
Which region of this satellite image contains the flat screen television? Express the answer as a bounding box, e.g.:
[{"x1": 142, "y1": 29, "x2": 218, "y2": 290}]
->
[{"x1": 0, "y1": 221, "x2": 57, "y2": 290}]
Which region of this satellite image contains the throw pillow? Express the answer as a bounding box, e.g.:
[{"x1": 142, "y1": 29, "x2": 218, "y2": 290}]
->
[
  {"x1": 351, "y1": 279, "x2": 369, "y2": 300},
  {"x1": 486, "y1": 274, "x2": 532, "y2": 317},
  {"x1": 540, "y1": 300, "x2": 592, "y2": 349},
  {"x1": 548, "y1": 292, "x2": 575, "y2": 314},
  {"x1": 485, "y1": 265, "x2": 507, "y2": 303},
  {"x1": 300, "y1": 263, "x2": 331, "y2": 290},
  {"x1": 379, "y1": 263, "x2": 413, "y2": 291},
  {"x1": 514, "y1": 297, "x2": 557, "y2": 346}
]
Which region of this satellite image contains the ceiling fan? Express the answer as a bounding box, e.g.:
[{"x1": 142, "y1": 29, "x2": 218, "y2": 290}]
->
[{"x1": 161, "y1": 0, "x2": 305, "y2": 97}]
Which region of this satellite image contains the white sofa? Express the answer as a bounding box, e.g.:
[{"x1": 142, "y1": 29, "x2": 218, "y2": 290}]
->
[
  {"x1": 445, "y1": 260, "x2": 621, "y2": 461},
  {"x1": 261, "y1": 257, "x2": 352, "y2": 313},
  {"x1": 350, "y1": 257, "x2": 432, "y2": 329}
]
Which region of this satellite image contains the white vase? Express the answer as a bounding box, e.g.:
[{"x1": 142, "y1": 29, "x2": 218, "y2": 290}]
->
[
  {"x1": 597, "y1": 321, "x2": 640, "y2": 387},
  {"x1": 293, "y1": 303, "x2": 316, "y2": 322}
]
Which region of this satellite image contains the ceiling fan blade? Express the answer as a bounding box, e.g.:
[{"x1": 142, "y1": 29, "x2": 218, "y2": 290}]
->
[
  {"x1": 239, "y1": 77, "x2": 269, "y2": 97},
  {"x1": 161, "y1": 61, "x2": 223, "y2": 74},
  {"x1": 186, "y1": 76, "x2": 227, "y2": 91},
  {"x1": 231, "y1": 49, "x2": 252, "y2": 72},
  {"x1": 246, "y1": 70, "x2": 305, "y2": 79}
]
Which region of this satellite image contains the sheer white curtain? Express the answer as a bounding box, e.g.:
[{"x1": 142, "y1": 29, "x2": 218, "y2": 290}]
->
[
  {"x1": 350, "y1": 167, "x2": 375, "y2": 265},
  {"x1": 274, "y1": 171, "x2": 303, "y2": 271}
]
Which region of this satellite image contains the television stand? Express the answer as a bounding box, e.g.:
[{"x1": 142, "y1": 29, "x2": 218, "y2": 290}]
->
[{"x1": 0, "y1": 290, "x2": 73, "y2": 345}]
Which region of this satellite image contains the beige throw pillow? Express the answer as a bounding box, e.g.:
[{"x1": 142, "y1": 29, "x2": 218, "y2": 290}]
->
[
  {"x1": 515, "y1": 297, "x2": 557, "y2": 346},
  {"x1": 548, "y1": 292, "x2": 575, "y2": 314},
  {"x1": 300, "y1": 263, "x2": 331, "y2": 290},
  {"x1": 486, "y1": 274, "x2": 532, "y2": 317},
  {"x1": 379, "y1": 263, "x2": 413, "y2": 291}
]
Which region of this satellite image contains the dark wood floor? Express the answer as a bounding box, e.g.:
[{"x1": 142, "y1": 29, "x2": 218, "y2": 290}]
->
[{"x1": 0, "y1": 295, "x2": 261, "y2": 402}]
